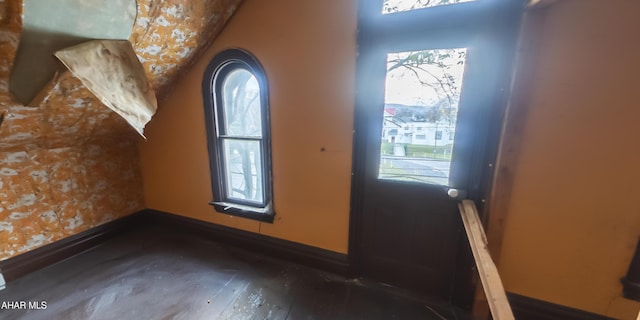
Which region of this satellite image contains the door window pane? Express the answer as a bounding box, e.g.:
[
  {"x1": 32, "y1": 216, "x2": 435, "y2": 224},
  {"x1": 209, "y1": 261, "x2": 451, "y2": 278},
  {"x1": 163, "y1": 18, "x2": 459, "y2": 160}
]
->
[
  {"x1": 222, "y1": 69, "x2": 262, "y2": 137},
  {"x1": 379, "y1": 48, "x2": 467, "y2": 185},
  {"x1": 383, "y1": 0, "x2": 476, "y2": 14},
  {"x1": 382, "y1": 0, "x2": 475, "y2": 14},
  {"x1": 223, "y1": 139, "x2": 263, "y2": 203}
]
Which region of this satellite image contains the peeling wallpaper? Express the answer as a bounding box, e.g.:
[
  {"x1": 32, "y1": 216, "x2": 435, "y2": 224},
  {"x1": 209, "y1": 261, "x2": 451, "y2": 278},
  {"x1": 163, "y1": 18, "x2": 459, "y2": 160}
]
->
[
  {"x1": 0, "y1": 0, "x2": 243, "y2": 261},
  {"x1": 131, "y1": 0, "x2": 244, "y2": 93}
]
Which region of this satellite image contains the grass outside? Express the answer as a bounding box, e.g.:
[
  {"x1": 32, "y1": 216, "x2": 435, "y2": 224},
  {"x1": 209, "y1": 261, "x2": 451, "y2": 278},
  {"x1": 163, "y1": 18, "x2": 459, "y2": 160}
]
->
[{"x1": 381, "y1": 142, "x2": 453, "y2": 160}]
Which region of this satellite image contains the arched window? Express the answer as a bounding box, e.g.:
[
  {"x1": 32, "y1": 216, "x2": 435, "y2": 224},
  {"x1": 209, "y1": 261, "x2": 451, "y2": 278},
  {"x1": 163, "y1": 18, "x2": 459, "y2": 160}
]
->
[{"x1": 202, "y1": 49, "x2": 274, "y2": 222}]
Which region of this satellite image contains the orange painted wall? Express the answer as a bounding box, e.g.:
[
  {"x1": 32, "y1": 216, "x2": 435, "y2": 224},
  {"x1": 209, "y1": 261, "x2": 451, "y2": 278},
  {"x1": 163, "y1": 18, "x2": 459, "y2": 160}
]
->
[
  {"x1": 498, "y1": 1, "x2": 640, "y2": 318},
  {"x1": 139, "y1": 0, "x2": 357, "y2": 253},
  {"x1": 140, "y1": 0, "x2": 640, "y2": 316}
]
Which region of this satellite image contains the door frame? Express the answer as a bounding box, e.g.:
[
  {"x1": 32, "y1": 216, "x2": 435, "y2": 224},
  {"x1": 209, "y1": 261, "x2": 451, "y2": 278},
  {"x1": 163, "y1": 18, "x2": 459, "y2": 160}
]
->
[{"x1": 348, "y1": 0, "x2": 525, "y2": 307}]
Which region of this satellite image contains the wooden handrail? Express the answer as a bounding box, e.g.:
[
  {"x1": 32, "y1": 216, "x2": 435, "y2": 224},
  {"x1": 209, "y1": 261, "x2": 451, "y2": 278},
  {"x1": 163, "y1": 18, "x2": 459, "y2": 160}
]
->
[{"x1": 459, "y1": 199, "x2": 514, "y2": 320}]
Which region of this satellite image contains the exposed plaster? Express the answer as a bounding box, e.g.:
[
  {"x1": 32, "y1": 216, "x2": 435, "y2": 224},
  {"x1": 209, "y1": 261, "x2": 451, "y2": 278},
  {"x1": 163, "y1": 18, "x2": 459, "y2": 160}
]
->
[{"x1": 0, "y1": 0, "x2": 244, "y2": 260}]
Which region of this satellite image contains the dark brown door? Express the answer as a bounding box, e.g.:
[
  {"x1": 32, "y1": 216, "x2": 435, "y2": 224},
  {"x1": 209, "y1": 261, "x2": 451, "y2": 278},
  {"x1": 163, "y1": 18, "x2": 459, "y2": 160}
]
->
[{"x1": 350, "y1": 0, "x2": 524, "y2": 304}]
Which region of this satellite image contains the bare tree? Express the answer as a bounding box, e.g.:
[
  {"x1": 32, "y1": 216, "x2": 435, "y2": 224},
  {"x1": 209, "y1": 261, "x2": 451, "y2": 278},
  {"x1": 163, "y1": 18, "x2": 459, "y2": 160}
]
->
[
  {"x1": 387, "y1": 49, "x2": 466, "y2": 125},
  {"x1": 223, "y1": 72, "x2": 262, "y2": 201}
]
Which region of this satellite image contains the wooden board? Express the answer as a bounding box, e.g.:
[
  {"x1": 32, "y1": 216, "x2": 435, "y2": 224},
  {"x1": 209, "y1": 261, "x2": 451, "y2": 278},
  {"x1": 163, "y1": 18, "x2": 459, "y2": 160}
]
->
[
  {"x1": 478, "y1": 8, "x2": 551, "y2": 317},
  {"x1": 459, "y1": 199, "x2": 514, "y2": 320}
]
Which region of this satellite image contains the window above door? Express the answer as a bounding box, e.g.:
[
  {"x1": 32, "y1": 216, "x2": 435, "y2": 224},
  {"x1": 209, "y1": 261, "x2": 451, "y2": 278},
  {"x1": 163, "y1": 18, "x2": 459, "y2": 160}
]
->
[{"x1": 383, "y1": 0, "x2": 476, "y2": 14}]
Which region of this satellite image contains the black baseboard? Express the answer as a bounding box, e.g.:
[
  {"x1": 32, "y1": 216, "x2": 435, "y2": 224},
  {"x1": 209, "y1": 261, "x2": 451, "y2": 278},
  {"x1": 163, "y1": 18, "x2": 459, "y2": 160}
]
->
[
  {"x1": 0, "y1": 209, "x2": 348, "y2": 286},
  {"x1": 0, "y1": 213, "x2": 144, "y2": 282},
  {"x1": 508, "y1": 293, "x2": 616, "y2": 320},
  {"x1": 142, "y1": 209, "x2": 350, "y2": 276},
  {"x1": 0, "y1": 209, "x2": 620, "y2": 320},
  {"x1": 0, "y1": 209, "x2": 348, "y2": 285},
  {"x1": 621, "y1": 238, "x2": 640, "y2": 301}
]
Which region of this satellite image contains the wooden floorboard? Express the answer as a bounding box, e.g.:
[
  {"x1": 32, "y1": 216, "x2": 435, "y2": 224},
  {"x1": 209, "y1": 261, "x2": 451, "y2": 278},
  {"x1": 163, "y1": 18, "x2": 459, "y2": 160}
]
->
[{"x1": 0, "y1": 225, "x2": 471, "y2": 320}]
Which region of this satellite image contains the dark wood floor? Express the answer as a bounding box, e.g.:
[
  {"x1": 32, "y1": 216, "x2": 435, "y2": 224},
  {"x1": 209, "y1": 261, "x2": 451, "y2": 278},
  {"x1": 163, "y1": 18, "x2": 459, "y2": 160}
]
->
[{"x1": 0, "y1": 225, "x2": 472, "y2": 320}]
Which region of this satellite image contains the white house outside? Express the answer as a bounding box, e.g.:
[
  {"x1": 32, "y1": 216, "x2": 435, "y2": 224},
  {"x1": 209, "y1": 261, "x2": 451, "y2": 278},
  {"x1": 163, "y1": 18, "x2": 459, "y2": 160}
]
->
[{"x1": 382, "y1": 107, "x2": 455, "y2": 148}]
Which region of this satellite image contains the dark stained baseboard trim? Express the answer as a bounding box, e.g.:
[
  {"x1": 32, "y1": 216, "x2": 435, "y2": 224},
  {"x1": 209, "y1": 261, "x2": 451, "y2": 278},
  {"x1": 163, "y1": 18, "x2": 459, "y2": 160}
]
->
[
  {"x1": 142, "y1": 209, "x2": 350, "y2": 276},
  {"x1": 508, "y1": 293, "x2": 616, "y2": 320},
  {"x1": 0, "y1": 213, "x2": 145, "y2": 283},
  {"x1": 0, "y1": 209, "x2": 348, "y2": 287},
  {"x1": 621, "y1": 238, "x2": 640, "y2": 301},
  {"x1": 0, "y1": 209, "x2": 620, "y2": 320}
]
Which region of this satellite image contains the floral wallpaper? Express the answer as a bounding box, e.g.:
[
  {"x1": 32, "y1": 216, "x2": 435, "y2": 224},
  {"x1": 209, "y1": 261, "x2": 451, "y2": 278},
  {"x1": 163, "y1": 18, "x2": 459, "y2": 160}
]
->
[{"x1": 0, "y1": 0, "x2": 243, "y2": 261}]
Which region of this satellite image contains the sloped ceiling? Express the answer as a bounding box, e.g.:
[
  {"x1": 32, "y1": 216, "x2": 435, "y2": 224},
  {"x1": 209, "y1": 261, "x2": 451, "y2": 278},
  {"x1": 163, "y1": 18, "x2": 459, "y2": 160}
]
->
[
  {"x1": 133, "y1": 0, "x2": 245, "y2": 92},
  {"x1": 0, "y1": 0, "x2": 244, "y2": 260},
  {"x1": 0, "y1": 0, "x2": 244, "y2": 149},
  {"x1": 10, "y1": 0, "x2": 138, "y2": 105}
]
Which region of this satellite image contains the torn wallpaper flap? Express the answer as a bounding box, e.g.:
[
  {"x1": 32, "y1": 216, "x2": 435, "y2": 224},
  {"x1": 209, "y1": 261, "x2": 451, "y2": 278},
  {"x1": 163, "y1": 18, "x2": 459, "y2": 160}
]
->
[
  {"x1": 9, "y1": 0, "x2": 136, "y2": 104},
  {"x1": 55, "y1": 40, "x2": 157, "y2": 138}
]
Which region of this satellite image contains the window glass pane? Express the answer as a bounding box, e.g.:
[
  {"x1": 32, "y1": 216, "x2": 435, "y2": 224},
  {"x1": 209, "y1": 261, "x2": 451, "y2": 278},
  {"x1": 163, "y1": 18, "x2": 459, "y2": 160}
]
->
[
  {"x1": 223, "y1": 139, "x2": 264, "y2": 204},
  {"x1": 222, "y1": 69, "x2": 262, "y2": 137},
  {"x1": 379, "y1": 48, "x2": 467, "y2": 186},
  {"x1": 383, "y1": 0, "x2": 475, "y2": 13}
]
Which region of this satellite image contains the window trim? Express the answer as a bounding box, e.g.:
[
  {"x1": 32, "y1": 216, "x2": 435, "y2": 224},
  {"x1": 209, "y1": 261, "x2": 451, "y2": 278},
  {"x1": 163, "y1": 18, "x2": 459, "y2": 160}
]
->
[{"x1": 202, "y1": 48, "x2": 275, "y2": 223}]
